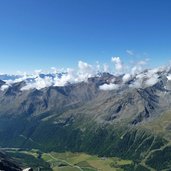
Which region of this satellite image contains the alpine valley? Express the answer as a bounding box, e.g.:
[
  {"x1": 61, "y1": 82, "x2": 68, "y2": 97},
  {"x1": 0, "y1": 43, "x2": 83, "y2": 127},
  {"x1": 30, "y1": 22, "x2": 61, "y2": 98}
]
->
[{"x1": 1, "y1": 67, "x2": 171, "y2": 171}]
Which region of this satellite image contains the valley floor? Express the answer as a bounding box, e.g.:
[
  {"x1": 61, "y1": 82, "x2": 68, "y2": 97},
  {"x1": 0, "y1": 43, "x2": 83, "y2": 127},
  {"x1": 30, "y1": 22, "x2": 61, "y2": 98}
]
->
[{"x1": 2, "y1": 148, "x2": 135, "y2": 171}]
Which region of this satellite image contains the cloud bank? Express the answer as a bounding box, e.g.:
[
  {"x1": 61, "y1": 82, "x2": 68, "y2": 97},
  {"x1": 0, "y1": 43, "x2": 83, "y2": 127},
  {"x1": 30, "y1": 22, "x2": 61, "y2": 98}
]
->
[
  {"x1": 111, "y1": 57, "x2": 123, "y2": 73},
  {"x1": 99, "y1": 83, "x2": 119, "y2": 91},
  {"x1": 0, "y1": 57, "x2": 170, "y2": 91}
]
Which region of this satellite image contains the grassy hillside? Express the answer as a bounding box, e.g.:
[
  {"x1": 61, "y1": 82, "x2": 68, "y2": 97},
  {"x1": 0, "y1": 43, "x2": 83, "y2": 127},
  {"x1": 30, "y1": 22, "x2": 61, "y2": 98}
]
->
[{"x1": 0, "y1": 115, "x2": 170, "y2": 170}]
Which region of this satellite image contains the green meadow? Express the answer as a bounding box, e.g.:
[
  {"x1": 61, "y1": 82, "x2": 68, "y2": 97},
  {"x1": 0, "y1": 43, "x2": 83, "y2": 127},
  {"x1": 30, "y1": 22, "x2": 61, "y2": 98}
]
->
[{"x1": 5, "y1": 148, "x2": 134, "y2": 171}]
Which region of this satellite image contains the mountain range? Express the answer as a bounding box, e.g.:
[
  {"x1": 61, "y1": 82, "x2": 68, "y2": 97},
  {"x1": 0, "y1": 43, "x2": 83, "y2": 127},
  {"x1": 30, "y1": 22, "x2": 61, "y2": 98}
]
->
[{"x1": 0, "y1": 67, "x2": 171, "y2": 170}]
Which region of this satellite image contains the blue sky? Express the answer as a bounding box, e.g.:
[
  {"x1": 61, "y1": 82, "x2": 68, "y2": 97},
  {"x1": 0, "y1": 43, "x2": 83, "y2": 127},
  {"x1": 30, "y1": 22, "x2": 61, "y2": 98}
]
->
[{"x1": 0, "y1": 0, "x2": 171, "y2": 73}]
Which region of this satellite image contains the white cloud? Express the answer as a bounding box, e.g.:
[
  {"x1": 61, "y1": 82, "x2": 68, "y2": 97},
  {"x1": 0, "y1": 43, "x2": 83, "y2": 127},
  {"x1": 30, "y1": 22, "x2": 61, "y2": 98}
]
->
[
  {"x1": 122, "y1": 73, "x2": 131, "y2": 83},
  {"x1": 167, "y1": 74, "x2": 171, "y2": 80},
  {"x1": 0, "y1": 84, "x2": 9, "y2": 91},
  {"x1": 34, "y1": 69, "x2": 42, "y2": 76},
  {"x1": 103, "y1": 64, "x2": 109, "y2": 73},
  {"x1": 111, "y1": 57, "x2": 123, "y2": 73},
  {"x1": 54, "y1": 68, "x2": 77, "y2": 86},
  {"x1": 129, "y1": 68, "x2": 160, "y2": 88},
  {"x1": 78, "y1": 61, "x2": 93, "y2": 73},
  {"x1": 126, "y1": 50, "x2": 134, "y2": 56},
  {"x1": 99, "y1": 83, "x2": 119, "y2": 91},
  {"x1": 131, "y1": 59, "x2": 148, "y2": 75},
  {"x1": 21, "y1": 61, "x2": 98, "y2": 90},
  {"x1": 129, "y1": 80, "x2": 142, "y2": 89},
  {"x1": 96, "y1": 61, "x2": 100, "y2": 71},
  {"x1": 77, "y1": 61, "x2": 95, "y2": 81},
  {"x1": 145, "y1": 74, "x2": 159, "y2": 86},
  {"x1": 0, "y1": 57, "x2": 169, "y2": 91},
  {"x1": 21, "y1": 76, "x2": 54, "y2": 90},
  {"x1": 51, "y1": 67, "x2": 58, "y2": 74}
]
